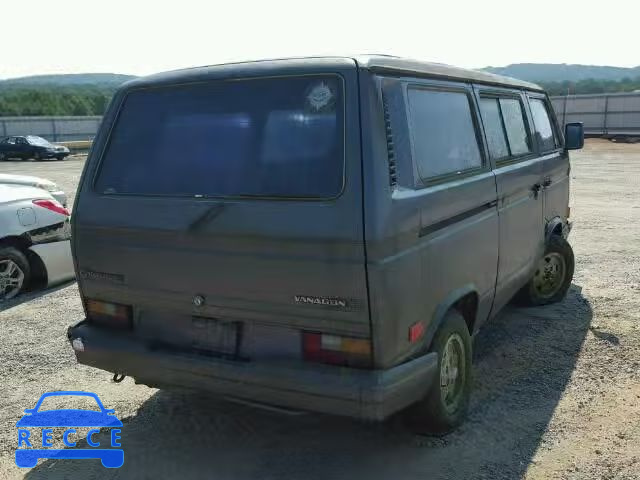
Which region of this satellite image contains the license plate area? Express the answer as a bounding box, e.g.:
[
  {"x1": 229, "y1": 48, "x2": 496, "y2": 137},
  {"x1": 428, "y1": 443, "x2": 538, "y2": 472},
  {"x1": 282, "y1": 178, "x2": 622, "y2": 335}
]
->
[
  {"x1": 190, "y1": 316, "x2": 240, "y2": 355},
  {"x1": 138, "y1": 311, "x2": 241, "y2": 357}
]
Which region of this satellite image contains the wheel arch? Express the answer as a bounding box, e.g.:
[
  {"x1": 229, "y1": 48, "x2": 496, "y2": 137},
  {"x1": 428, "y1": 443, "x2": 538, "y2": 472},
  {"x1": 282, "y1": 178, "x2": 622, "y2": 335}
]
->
[
  {"x1": 0, "y1": 235, "x2": 47, "y2": 287},
  {"x1": 0, "y1": 234, "x2": 32, "y2": 251},
  {"x1": 424, "y1": 285, "x2": 480, "y2": 349},
  {"x1": 545, "y1": 216, "x2": 566, "y2": 242}
]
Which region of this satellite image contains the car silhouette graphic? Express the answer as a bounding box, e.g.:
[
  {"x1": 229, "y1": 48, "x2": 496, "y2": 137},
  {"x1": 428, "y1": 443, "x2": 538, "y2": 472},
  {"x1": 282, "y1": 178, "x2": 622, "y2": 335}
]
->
[{"x1": 15, "y1": 391, "x2": 124, "y2": 468}]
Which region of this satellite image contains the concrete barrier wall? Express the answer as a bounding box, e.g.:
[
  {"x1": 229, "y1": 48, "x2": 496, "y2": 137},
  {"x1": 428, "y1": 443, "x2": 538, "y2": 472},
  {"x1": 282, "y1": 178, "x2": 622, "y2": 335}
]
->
[
  {"x1": 0, "y1": 116, "x2": 101, "y2": 142},
  {"x1": 4, "y1": 94, "x2": 640, "y2": 142},
  {"x1": 551, "y1": 92, "x2": 640, "y2": 137}
]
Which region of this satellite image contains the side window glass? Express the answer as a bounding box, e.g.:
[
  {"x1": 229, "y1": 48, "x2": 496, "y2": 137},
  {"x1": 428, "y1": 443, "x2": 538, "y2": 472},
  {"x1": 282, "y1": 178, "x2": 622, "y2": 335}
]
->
[
  {"x1": 499, "y1": 98, "x2": 531, "y2": 156},
  {"x1": 530, "y1": 98, "x2": 557, "y2": 152},
  {"x1": 407, "y1": 87, "x2": 482, "y2": 180},
  {"x1": 479, "y1": 98, "x2": 509, "y2": 160}
]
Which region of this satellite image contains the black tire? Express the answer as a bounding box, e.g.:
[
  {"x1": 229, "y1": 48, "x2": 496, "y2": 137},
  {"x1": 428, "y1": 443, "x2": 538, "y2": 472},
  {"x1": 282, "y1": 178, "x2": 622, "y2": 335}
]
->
[
  {"x1": 403, "y1": 310, "x2": 472, "y2": 435},
  {"x1": 56, "y1": 155, "x2": 65, "y2": 161},
  {"x1": 0, "y1": 246, "x2": 31, "y2": 301},
  {"x1": 516, "y1": 235, "x2": 575, "y2": 306}
]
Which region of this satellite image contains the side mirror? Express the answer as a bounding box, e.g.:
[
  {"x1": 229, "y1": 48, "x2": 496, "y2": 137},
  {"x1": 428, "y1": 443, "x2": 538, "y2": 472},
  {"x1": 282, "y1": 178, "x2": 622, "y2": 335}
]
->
[{"x1": 565, "y1": 122, "x2": 584, "y2": 150}]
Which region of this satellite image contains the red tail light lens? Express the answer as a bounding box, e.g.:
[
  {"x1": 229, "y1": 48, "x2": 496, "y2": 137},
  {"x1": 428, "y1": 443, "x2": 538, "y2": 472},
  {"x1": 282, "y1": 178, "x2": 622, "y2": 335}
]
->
[
  {"x1": 86, "y1": 299, "x2": 132, "y2": 330},
  {"x1": 33, "y1": 199, "x2": 70, "y2": 217},
  {"x1": 303, "y1": 332, "x2": 371, "y2": 368}
]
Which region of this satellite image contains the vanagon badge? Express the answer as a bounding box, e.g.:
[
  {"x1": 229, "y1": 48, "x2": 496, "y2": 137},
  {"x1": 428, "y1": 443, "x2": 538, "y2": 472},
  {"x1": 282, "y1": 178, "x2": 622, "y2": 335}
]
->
[{"x1": 294, "y1": 295, "x2": 347, "y2": 308}]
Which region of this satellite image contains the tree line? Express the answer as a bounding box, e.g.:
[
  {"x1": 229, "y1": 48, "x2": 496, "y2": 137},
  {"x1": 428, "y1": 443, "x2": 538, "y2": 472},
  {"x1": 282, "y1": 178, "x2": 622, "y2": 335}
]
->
[
  {"x1": 538, "y1": 77, "x2": 640, "y2": 96},
  {"x1": 0, "y1": 86, "x2": 113, "y2": 116},
  {"x1": 1, "y1": 76, "x2": 640, "y2": 116}
]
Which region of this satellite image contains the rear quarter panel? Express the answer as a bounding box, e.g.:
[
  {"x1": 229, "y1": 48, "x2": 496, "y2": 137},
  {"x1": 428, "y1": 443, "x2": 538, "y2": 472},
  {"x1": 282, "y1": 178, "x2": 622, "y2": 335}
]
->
[{"x1": 360, "y1": 73, "x2": 499, "y2": 369}]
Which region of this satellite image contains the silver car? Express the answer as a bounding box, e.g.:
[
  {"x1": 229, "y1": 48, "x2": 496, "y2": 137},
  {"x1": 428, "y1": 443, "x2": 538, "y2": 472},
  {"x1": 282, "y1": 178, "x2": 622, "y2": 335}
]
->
[
  {"x1": 0, "y1": 184, "x2": 74, "y2": 301},
  {"x1": 0, "y1": 174, "x2": 67, "y2": 206}
]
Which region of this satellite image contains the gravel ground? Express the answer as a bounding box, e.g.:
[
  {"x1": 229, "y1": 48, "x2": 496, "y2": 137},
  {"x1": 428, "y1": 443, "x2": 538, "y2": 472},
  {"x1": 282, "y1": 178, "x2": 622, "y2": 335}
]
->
[{"x1": 1, "y1": 140, "x2": 639, "y2": 479}]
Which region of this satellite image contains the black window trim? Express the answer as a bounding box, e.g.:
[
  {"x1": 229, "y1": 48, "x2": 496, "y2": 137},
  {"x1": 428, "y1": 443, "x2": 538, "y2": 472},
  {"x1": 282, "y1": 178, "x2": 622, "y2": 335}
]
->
[
  {"x1": 478, "y1": 89, "x2": 536, "y2": 166},
  {"x1": 404, "y1": 82, "x2": 489, "y2": 189},
  {"x1": 526, "y1": 92, "x2": 563, "y2": 153},
  {"x1": 90, "y1": 73, "x2": 348, "y2": 202}
]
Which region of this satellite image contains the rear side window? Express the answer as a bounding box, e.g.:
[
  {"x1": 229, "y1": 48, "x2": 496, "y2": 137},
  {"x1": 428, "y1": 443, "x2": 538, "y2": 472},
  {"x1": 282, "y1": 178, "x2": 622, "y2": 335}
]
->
[
  {"x1": 479, "y1": 98, "x2": 509, "y2": 160},
  {"x1": 479, "y1": 96, "x2": 531, "y2": 162},
  {"x1": 95, "y1": 75, "x2": 344, "y2": 198},
  {"x1": 407, "y1": 87, "x2": 482, "y2": 180},
  {"x1": 499, "y1": 98, "x2": 531, "y2": 156},
  {"x1": 529, "y1": 98, "x2": 558, "y2": 152}
]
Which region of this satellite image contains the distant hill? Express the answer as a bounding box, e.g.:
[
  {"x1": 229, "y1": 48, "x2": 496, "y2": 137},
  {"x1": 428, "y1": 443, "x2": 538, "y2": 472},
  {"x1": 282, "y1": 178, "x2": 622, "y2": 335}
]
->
[
  {"x1": 0, "y1": 73, "x2": 136, "y2": 90},
  {"x1": 482, "y1": 63, "x2": 640, "y2": 83}
]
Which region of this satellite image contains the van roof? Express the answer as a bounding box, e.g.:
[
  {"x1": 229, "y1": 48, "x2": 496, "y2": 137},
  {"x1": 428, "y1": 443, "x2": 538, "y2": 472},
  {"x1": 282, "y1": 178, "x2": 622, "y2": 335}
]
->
[
  {"x1": 124, "y1": 55, "x2": 544, "y2": 92},
  {"x1": 354, "y1": 55, "x2": 543, "y2": 91}
]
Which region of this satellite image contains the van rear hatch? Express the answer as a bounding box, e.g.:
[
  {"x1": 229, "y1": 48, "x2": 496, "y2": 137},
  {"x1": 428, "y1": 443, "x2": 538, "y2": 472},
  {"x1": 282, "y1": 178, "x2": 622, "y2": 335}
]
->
[{"x1": 72, "y1": 60, "x2": 369, "y2": 362}]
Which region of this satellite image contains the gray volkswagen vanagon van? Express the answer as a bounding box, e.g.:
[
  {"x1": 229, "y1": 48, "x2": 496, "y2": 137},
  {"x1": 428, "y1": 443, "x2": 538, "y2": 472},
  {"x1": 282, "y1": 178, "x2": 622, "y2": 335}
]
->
[{"x1": 68, "y1": 56, "x2": 584, "y2": 433}]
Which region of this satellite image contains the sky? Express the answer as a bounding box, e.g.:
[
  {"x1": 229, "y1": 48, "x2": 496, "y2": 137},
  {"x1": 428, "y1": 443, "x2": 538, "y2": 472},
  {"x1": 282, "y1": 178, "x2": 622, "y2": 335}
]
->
[{"x1": 3, "y1": 0, "x2": 639, "y2": 79}]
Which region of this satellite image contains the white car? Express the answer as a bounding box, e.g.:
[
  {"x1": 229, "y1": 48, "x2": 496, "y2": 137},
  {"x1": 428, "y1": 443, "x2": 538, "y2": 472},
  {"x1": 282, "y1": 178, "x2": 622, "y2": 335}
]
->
[
  {"x1": 0, "y1": 174, "x2": 68, "y2": 207},
  {"x1": 0, "y1": 184, "x2": 74, "y2": 301}
]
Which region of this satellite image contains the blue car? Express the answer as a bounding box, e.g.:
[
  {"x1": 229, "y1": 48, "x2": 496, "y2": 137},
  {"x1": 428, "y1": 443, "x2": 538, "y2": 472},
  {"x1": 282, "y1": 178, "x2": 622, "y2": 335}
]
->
[{"x1": 15, "y1": 391, "x2": 123, "y2": 468}]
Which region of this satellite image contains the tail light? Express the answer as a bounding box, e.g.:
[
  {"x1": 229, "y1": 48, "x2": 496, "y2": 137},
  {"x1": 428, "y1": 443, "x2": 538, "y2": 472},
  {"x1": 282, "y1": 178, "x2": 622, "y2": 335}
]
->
[
  {"x1": 32, "y1": 199, "x2": 70, "y2": 217},
  {"x1": 86, "y1": 299, "x2": 132, "y2": 330},
  {"x1": 303, "y1": 332, "x2": 371, "y2": 368}
]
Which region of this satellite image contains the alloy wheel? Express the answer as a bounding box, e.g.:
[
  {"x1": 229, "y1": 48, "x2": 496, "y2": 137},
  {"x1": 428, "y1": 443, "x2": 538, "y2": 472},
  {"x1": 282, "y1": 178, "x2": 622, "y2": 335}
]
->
[{"x1": 0, "y1": 259, "x2": 25, "y2": 301}]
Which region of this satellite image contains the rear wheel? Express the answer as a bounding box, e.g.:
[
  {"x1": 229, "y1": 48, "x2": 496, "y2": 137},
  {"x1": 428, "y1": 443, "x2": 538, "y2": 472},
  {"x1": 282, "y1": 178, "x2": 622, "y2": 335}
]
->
[
  {"x1": 516, "y1": 235, "x2": 574, "y2": 306},
  {"x1": 0, "y1": 247, "x2": 30, "y2": 301},
  {"x1": 403, "y1": 310, "x2": 472, "y2": 435}
]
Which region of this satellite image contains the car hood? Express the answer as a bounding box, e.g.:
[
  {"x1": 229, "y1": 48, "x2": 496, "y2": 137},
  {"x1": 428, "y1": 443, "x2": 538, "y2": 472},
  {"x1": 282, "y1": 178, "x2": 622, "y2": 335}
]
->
[
  {"x1": 0, "y1": 184, "x2": 55, "y2": 204},
  {"x1": 16, "y1": 409, "x2": 123, "y2": 427},
  {"x1": 0, "y1": 173, "x2": 56, "y2": 189}
]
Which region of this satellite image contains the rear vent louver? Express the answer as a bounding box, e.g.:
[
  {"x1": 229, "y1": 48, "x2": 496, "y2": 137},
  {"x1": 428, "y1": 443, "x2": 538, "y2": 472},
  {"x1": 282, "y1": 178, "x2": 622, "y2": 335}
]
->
[{"x1": 382, "y1": 94, "x2": 398, "y2": 187}]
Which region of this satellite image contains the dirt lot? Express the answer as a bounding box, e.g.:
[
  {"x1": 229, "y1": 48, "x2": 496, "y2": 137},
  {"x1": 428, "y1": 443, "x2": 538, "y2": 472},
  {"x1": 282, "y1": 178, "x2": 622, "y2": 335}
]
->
[{"x1": 1, "y1": 140, "x2": 639, "y2": 479}]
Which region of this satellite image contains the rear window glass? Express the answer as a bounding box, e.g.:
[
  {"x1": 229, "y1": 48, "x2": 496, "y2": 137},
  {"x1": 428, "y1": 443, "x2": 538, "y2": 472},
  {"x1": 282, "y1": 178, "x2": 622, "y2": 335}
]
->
[{"x1": 95, "y1": 75, "x2": 344, "y2": 198}]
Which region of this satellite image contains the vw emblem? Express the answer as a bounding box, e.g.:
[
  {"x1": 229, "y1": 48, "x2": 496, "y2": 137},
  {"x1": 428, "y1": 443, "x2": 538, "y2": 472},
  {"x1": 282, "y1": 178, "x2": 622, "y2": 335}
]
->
[{"x1": 193, "y1": 295, "x2": 205, "y2": 307}]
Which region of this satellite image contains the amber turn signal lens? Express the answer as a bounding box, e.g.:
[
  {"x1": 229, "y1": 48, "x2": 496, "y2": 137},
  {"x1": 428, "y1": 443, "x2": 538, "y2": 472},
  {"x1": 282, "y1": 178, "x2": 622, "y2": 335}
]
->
[{"x1": 85, "y1": 299, "x2": 132, "y2": 329}]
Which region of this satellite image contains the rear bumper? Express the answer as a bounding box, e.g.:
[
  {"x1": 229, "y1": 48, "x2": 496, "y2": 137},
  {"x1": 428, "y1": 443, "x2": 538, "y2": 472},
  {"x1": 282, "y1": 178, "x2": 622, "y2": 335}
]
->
[{"x1": 67, "y1": 321, "x2": 437, "y2": 421}]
